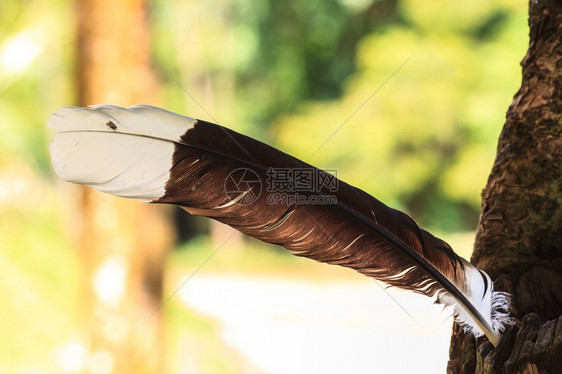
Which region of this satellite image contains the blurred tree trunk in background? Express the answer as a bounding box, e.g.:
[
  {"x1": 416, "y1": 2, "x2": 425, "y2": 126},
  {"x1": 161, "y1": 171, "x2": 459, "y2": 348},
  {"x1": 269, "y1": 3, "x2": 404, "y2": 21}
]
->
[
  {"x1": 74, "y1": 1, "x2": 174, "y2": 373},
  {"x1": 447, "y1": 1, "x2": 561, "y2": 373}
]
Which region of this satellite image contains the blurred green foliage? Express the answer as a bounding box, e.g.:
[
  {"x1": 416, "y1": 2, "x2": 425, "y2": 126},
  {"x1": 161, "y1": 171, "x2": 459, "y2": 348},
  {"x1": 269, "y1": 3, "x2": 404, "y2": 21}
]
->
[
  {"x1": 151, "y1": 0, "x2": 528, "y2": 231},
  {"x1": 0, "y1": 0, "x2": 528, "y2": 372},
  {"x1": 0, "y1": 0, "x2": 74, "y2": 173},
  {"x1": 1, "y1": 0, "x2": 528, "y2": 232},
  {"x1": 272, "y1": 0, "x2": 528, "y2": 230},
  {"x1": 0, "y1": 191, "x2": 80, "y2": 373},
  {"x1": 151, "y1": 0, "x2": 396, "y2": 135}
]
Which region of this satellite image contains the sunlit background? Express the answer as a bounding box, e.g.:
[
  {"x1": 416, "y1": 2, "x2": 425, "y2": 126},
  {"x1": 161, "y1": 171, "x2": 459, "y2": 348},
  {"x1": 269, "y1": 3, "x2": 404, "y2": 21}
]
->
[{"x1": 1, "y1": 0, "x2": 528, "y2": 373}]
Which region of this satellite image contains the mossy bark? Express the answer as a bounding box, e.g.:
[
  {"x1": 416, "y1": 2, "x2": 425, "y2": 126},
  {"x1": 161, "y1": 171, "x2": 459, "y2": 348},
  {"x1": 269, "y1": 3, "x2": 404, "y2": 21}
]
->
[{"x1": 448, "y1": 0, "x2": 562, "y2": 373}]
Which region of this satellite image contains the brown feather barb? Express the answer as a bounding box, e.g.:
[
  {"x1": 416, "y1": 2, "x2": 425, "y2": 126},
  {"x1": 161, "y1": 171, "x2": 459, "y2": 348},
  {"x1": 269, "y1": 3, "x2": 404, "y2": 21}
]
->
[{"x1": 48, "y1": 104, "x2": 512, "y2": 346}]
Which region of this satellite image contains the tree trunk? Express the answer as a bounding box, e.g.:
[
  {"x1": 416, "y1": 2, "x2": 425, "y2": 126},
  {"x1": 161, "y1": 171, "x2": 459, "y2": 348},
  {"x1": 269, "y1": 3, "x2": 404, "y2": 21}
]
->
[
  {"x1": 73, "y1": 1, "x2": 174, "y2": 373},
  {"x1": 447, "y1": 1, "x2": 562, "y2": 373}
]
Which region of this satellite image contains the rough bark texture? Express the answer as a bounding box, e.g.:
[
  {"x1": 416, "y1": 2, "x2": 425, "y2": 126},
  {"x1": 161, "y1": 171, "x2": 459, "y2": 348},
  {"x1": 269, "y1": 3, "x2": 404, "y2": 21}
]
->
[
  {"x1": 74, "y1": 1, "x2": 173, "y2": 373},
  {"x1": 448, "y1": 0, "x2": 562, "y2": 373}
]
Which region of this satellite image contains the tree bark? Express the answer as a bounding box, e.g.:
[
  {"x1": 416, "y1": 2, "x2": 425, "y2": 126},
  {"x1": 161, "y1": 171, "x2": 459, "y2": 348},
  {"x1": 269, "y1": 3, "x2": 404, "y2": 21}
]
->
[
  {"x1": 447, "y1": 0, "x2": 562, "y2": 373},
  {"x1": 73, "y1": 1, "x2": 173, "y2": 373}
]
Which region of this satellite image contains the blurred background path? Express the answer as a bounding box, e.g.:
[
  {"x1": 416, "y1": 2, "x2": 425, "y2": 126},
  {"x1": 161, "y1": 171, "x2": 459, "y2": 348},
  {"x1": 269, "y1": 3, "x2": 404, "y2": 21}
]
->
[{"x1": 177, "y1": 274, "x2": 453, "y2": 374}]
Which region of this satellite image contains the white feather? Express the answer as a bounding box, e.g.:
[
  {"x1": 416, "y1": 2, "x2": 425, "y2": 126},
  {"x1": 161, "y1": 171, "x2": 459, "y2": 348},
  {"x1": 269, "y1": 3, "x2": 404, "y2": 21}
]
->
[
  {"x1": 436, "y1": 262, "x2": 511, "y2": 345},
  {"x1": 48, "y1": 104, "x2": 195, "y2": 200}
]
